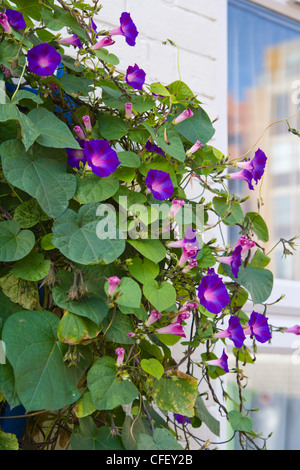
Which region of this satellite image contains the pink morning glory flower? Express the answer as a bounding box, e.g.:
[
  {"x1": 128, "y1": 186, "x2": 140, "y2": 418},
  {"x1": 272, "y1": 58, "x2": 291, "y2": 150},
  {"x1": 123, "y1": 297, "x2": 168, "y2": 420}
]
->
[
  {"x1": 214, "y1": 316, "x2": 246, "y2": 349},
  {"x1": 91, "y1": 36, "x2": 115, "y2": 50},
  {"x1": 182, "y1": 258, "x2": 198, "y2": 273},
  {"x1": 27, "y1": 43, "x2": 61, "y2": 77},
  {"x1": 207, "y1": 349, "x2": 229, "y2": 373},
  {"x1": 198, "y1": 268, "x2": 230, "y2": 315},
  {"x1": 59, "y1": 34, "x2": 83, "y2": 49},
  {"x1": 172, "y1": 311, "x2": 191, "y2": 324},
  {"x1": 244, "y1": 311, "x2": 271, "y2": 344},
  {"x1": 125, "y1": 63, "x2": 146, "y2": 90},
  {"x1": 66, "y1": 139, "x2": 86, "y2": 170},
  {"x1": 236, "y1": 149, "x2": 267, "y2": 184},
  {"x1": 217, "y1": 245, "x2": 242, "y2": 279},
  {"x1": 179, "y1": 302, "x2": 199, "y2": 313},
  {"x1": 156, "y1": 322, "x2": 186, "y2": 338},
  {"x1": 234, "y1": 235, "x2": 255, "y2": 254},
  {"x1": 124, "y1": 102, "x2": 133, "y2": 118},
  {"x1": 186, "y1": 140, "x2": 203, "y2": 157},
  {"x1": 145, "y1": 140, "x2": 166, "y2": 158},
  {"x1": 145, "y1": 310, "x2": 162, "y2": 326},
  {"x1": 173, "y1": 108, "x2": 194, "y2": 125},
  {"x1": 73, "y1": 125, "x2": 85, "y2": 140},
  {"x1": 107, "y1": 276, "x2": 121, "y2": 296},
  {"x1": 0, "y1": 13, "x2": 12, "y2": 33},
  {"x1": 115, "y1": 347, "x2": 125, "y2": 366},
  {"x1": 145, "y1": 169, "x2": 174, "y2": 201},
  {"x1": 179, "y1": 243, "x2": 199, "y2": 266},
  {"x1": 109, "y1": 12, "x2": 139, "y2": 47},
  {"x1": 5, "y1": 9, "x2": 26, "y2": 30},
  {"x1": 284, "y1": 325, "x2": 300, "y2": 335},
  {"x1": 82, "y1": 115, "x2": 92, "y2": 131},
  {"x1": 84, "y1": 140, "x2": 121, "y2": 177},
  {"x1": 169, "y1": 199, "x2": 185, "y2": 218},
  {"x1": 168, "y1": 227, "x2": 200, "y2": 266}
]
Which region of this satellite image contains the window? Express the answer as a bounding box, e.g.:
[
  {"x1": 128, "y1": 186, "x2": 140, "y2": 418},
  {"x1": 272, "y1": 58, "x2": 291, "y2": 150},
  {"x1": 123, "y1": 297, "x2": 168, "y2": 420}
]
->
[{"x1": 227, "y1": 0, "x2": 300, "y2": 450}]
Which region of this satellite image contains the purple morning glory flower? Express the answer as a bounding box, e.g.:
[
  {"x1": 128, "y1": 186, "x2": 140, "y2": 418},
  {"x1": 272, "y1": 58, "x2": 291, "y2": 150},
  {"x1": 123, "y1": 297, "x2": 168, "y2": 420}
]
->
[
  {"x1": 236, "y1": 149, "x2": 267, "y2": 184},
  {"x1": 198, "y1": 268, "x2": 230, "y2": 315},
  {"x1": 145, "y1": 169, "x2": 174, "y2": 201},
  {"x1": 174, "y1": 414, "x2": 191, "y2": 425},
  {"x1": 125, "y1": 63, "x2": 146, "y2": 90},
  {"x1": 145, "y1": 140, "x2": 166, "y2": 158},
  {"x1": 84, "y1": 140, "x2": 121, "y2": 177},
  {"x1": 58, "y1": 34, "x2": 83, "y2": 49},
  {"x1": 6, "y1": 9, "x2": 26, "y2": 30},
  {"x1": 214, "y1": 316, "x2": 246, "y2": 349},
  {"x1": 66, "y1": 139, "x2": 86, "y2": 170},
  {"x1": 109, "y1": 12, "x2": 139, "y2": 46},
  {"x1": 217, "y1": 245, "x2": 242, "y2": 279},
  {"x1": 207, "y1": 349, "x2": 229, "y2": 373},
  {"x1": 244, "y1": 311, "x2": 271, "y2": 344},
  {"x1": 228, "y1": 168, "x2": 255, "y2": 191},
  {"x1": 27, "y1": 43, "x2": 61, "y2": 77}
]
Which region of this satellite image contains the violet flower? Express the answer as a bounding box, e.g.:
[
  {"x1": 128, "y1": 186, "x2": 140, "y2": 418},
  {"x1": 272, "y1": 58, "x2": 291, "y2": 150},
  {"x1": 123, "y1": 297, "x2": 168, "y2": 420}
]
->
[
  {"x1": 109, "y1": 12, "x2": 139, "y2": 47},
  {"x1": 27, "y1": 43, "x2": 61, "y2": 77},
  {"x1": 5, "y1": 9, "x2": 26, "y2": 30},
  {"x1": 107, "y1": 276, "x2": 121, "y2": 296},
  {"x1": 173, "y1": 108, "x2": 194, "y2": 125},
  {"x1": 244, "y1": 311, "x2": 271, "y2": 344},
  {"x1": 207, "y1": 349, "x2": 229, "y2": 373},
  {"x1": 217, "y1": 245, "x2": 242, "y2": 279},
  {"x1": 91, "y1": 36, "x2": 115, "y2": 50},
  {"x1": 145, "y1": 140, "x2": 166, "y2": 158},
  {"x1": 186, "y1": 140, "x2": 203, "y2": 157},
  {"x1": 228, "y1": 169, "x2": 255, "y2": 191},
  {"x1": 236, "y1": 149, "x2": 267, "y2": 184},
  {"x1": 59, "y1": 34, "x2": 83, "y2": 49},
  {"x1": 82, "y1": 115, "x2": 92, "y2": 132},
  {"x1": 115, "y1": 347, "x2": 125, "y2": 366},
  {"x1": 145, "y1": 310, "x2": 162, "y2": 327},
  {"x1": 197, "y1": 268, "x2": 230, "y2": 315},
  {"x1": 84, "y1": 140, "x2": 121, "y2": 177},
  {"x1": 66, "y1": 139, "x2": 86, "y2": 170},
  {"x1": 284, "y1": 325, "x2": 300, "y2": 335},
  {"x1": 168, "y1": 227, "x2": 198, "y2": 249},
  {"x1": 0, "y1": 13, "x2": 12, "y2": 33},
  {"x1": 156, "y1": 322, "x2": 186, "y2": 338},
  {"x1": 125, "y1": 63, "x2": 146, "y2": 90},
  {"x1": 145, "y1": 169, "x2": 174, "y2": 201},
  {"x1": 124, "y1": 102, "x2": 133, "y2": 119},
  {"x1": 214, "y1": 316, "x2": 246, "y2": 349},
  {"x1": 174, "y1": 414, "x2": 191, "y2": 425},
  {"x1": 234, "y1": 235, "x2": 255, "y2": 254}
]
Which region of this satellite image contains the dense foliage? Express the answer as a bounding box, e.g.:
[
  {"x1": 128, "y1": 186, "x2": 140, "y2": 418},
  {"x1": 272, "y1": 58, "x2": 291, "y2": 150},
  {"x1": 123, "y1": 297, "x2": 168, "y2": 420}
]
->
[{"x1": 0, "y1": 0, "x2": 297, "y2": 451}]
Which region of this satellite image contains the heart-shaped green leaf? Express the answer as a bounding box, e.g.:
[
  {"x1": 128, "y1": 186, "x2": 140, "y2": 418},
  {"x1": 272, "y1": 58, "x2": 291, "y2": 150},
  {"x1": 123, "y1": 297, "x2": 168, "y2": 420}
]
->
[
  {"x1": 0, "y1": 140, "x2": 77, "y2": 218},
  {"x1": 141, "y1": 358, "x2": 164, "y2": 380},
  {"x1": 0, "y1": 220, "x2": 35, "y2": 262},
  {"x1": 52, "y1": 203, "x2": 126, "y2": 265},
  {"x1": 143, "y1": 280, "x2": 176, "y2": 312}
]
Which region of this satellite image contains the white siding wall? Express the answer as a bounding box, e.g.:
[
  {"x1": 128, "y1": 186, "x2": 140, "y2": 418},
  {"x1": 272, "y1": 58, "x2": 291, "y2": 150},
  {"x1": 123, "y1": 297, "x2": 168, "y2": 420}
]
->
[{"x1": 92, "y1": 0, "x2": 228, "y2": 153}]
